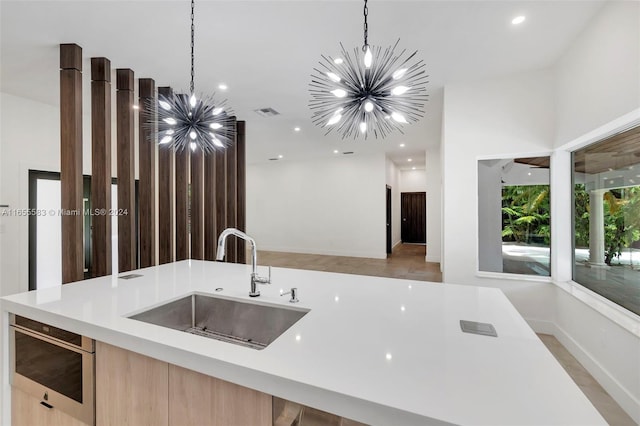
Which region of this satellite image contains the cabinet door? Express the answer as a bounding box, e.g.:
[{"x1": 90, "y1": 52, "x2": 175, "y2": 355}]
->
[
  {"x1": 95, "y1": 342, "x2": 168, "y2": 426},
  {"x1": 168, "y1": 364, "x2": 271, "y2": 426},
  {"x1": 12, "y1": 387, "x2": 89, "y2": 426}
]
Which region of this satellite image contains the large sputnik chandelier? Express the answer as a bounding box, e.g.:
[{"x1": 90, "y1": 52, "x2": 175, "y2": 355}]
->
[
  {"x1": 309, "y1": 0, "x2": 428, "y2": 139},
  {"x1": 151, "y1": 0, "x2": 235, "y2": 153}
]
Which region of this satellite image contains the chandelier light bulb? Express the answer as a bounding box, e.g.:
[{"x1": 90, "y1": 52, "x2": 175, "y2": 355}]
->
[
  {"x1": 210, "y1": 133, "x2": 224, "y2": 147},
  {"x1": 166, "y1": 129, "x2": 175, "y2": 135},
  {"x1": 210, "y1": 123, "x2": 223, "y2": 129},
  {"x1": 391, "y1": 86, "x2": 410, "y2": 95},
  {"x1": 327, "y1": 114, "x2": 343, "y2": 126},
  {"x1": 190, "y1": 142, "x2": 197, "y2": 151},
  {"x1": 327, "y1": 72, "x2": 341, "y2": 82},
  {"x1": 363, "y1": 46, "x2": 373, "y2": 68},
  {"x1": 364, "y1": 101, "x2": 374, "y2": 112},
  {"x1": 391, "y1": 111, "x2": 408, "y2": 123},
  {"x1": 163, "y1": 117, "x2": 177, "y2": 125},
  {"x1": 189, "y1": 94, "x2": 197, "y2": 108},
  {"x1": 331, "y1": 89, "x2": 347, "y2": 98},
  {"x1": 359, "y1": 122, "x2": 367, "y2": 133},
  {"x1": 392, "y1": 68, "x2": 408, "y2": 80},
  {"x1": 160, "y1": 136, "x2": 173, "y2": 144},
  {"x1": 212, "y1": 107, "x2": 224, "y2": 116},
  {"x1": 189, "y1": 131, "x2": 197, "y2": 140},
  {"x1": 334, "y1": 58, "x2": 344, "y2": 64},
  {"x1": 159, "y1": 100, "x2": 172, "y2": 111}
]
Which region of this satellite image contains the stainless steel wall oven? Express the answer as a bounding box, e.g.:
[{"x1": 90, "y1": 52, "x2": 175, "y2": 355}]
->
[{"x1": 9, "y1": 314, "x2": 95, "y2": 425}]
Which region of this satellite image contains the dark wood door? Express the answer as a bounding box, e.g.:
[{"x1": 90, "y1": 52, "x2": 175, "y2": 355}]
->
[
  {"x1": 386, "y1": 186, "x2": 392, "y2": 254},
  {"x1": 401, "y1": 192, "x2": 426, "y2": 243}
]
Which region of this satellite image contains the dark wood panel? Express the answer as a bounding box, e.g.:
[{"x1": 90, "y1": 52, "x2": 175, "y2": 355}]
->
[
  {"x1": 157, "y1": 87, "x2": 174, "y2": 264},
  {"x1": 401, "y1": 192, "x2": 426, "y2": 244},
  {"x1": 60, "y1": 44, "x2": 84, "y2": 284},
  {"x1": 190, "y1": 149, "x2": 204, "y2": 260},
  {"x1": 90, "y1": 57, "x2": 112, "y2": 278},
  {"x1": 215, "y1": 149, "x2": 227, "y2": 253},
  {"x1": 235, "y1": 121, "x2": 246, "y2": 264},
  {"x1": 386, "y1": 185, "x2": 392, "y2": 254},
  {"x1": 204, "y1": 152, "x2": 217, "y2": 261},
  {"x1": 225, "y1": 121, "x2": 238, "y2": 263},
  {"x1": 116, "y1": 69, "x2": 136, "y2": 272},
  {"x1": 138, "y1": 78, "x2": 156, "y2": 268},
  {"x1": 175, "y1": 148, "x2": 190, "y2": 261}
]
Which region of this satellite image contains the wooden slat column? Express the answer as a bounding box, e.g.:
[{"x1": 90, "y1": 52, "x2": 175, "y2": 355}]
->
[
  {"x1": 60, "y1": 44, "x2": 84, "y2": 284},
  {"x1": 90, "y1": 57, "x2": 112, "y2": 277},
  {"x1": 190, "y1": 149, "x2": 204, "y2": 259},
  {"x1": 204, "y1": 152, "x2": 216, "y2": 261},
  {"x1": 116, "y1": 69, "x2": 136, "y2": 272},
  {"x1": 225, "y1": 120, "x2": 238, "y2": 263},
  {"x1": 158, "y1": 87, "x2": 174, "y2": 264},
  {"x1": 175, "y1": 148, "x2": 190, "y2": 261},
  {"x1": 236, "y1": 121, "x2": 247, "y2": 264},
  {"x1": 138, "y1": 78, "x2": 156, "y2": 268},
  {"x1": 215, "y1": 150, "x2": 227, "y2": 259}
]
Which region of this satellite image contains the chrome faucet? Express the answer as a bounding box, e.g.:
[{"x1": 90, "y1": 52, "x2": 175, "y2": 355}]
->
[{"x1": 216, "y1": 228, "x2": 271, "y2": 297}]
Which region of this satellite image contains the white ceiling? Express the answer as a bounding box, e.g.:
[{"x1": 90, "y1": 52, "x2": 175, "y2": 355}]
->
[{"x1": 0, "y1": 0, "x2": 605, "y2": 168}]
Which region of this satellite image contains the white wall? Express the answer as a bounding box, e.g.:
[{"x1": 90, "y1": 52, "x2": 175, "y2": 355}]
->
[
  {"x1": 551, "y1": 2, "x2": 640, "y2": 420},
  {"x1": 555, "y1": 1, "x2": 640, "y2": 146},
  {"x1": 247, "y1": 153, "x2": 387, "y2": 259},
  {"x1": 477, "y1": 160, "x2": 503, "y2": 273},
  {"x1": 441, "y1": 69, "x2": 556, "y2": 292},
  {"x1": 399, "y1": 169, "x2": 426, "y2": 193},
  {"x1": 385, "y1": 157, "x2": 402, "y2": 248},
  {"x1": 425, "y1": 147, "x2": 441, "y2": 263},
  {"x1": 0, "y1": 93, "x2": 63, "y2": 297}
]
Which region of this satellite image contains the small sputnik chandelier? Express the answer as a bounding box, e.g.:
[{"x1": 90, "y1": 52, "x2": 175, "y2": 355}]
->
[
  {"x1": 152, "y1": 0, "x2": 235, "y2": 153},
  {"x1": 309, "y1": 0, "x2": 428, "y2": 139}
]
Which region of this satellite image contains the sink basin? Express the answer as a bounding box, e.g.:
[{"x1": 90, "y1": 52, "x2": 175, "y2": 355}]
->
[{"x1": 128, "y1": 293, "x2": 309, "y2": 350}]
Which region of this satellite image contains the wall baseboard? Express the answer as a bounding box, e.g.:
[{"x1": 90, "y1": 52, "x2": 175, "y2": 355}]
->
[
  {"x1": 526, "y1": 317, "x2": 640, "y2": 423},
  {"x1": 425, "y1": 254, "x2": 441, "y2": 263},
  {"x1": 526, "y1": 319, "x2": 556, "y2": 335}
]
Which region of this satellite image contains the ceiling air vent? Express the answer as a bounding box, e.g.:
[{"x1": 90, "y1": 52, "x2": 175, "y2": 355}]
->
[
  {"x1": 343, "y1": 151, "x2": 354, "y2": 155},
  {"x1": 254, "y1": 107, "x2": 280, "y2": 117},
  {"x1": 268, "y1": 157, "x2": 280, "y2": 161}
]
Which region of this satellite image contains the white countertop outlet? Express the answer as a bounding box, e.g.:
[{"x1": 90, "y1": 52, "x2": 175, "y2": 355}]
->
[{"x1": 1, "y1": 260, "x2": 605, "y2": 425}]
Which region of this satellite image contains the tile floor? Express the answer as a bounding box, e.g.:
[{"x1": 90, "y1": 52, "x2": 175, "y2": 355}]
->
[{"x1": 258, "y1": 244, "x2": 636, "y2": 425}]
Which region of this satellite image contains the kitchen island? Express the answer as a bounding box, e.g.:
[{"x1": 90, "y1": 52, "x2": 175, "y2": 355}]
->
[{"x1": 1, "y1": 260, "x2": 605, "y2": 425}]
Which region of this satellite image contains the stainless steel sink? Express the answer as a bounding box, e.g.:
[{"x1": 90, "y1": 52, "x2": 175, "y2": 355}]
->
[{"x1": 128, "y1": 293, "x2": 309, "y2": 350}]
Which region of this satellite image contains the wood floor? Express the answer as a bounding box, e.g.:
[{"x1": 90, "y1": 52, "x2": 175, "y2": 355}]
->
[
  {"x1": 259, "y1": 243, "x2": 442, "y2": 282},
  {"x1": 257, "y1": 244, "x2": 636, "y2": 425}
]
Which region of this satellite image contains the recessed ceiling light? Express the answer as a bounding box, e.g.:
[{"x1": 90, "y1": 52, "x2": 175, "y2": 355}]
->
[
  {"x1": 399, "y1": 143, "x2": 405, "y2": 148},
  {"x1": 528, "y1": 172, "x2": 532, "y2": 176},
  {"x1": 132, "y1": 104, "x2": 140, "y2": 110},
  {"x1": 408, "y1": 158, "x2": 412, "y2": 162},
  {"x1": 218, "y1": 83, "x2": 228, "y2": 90},
  {"x1": 334, "y1": 58, "x2": 344, "y2": 64},
  {"x1": 333, "y1": 149, "x2": 339, "y2": 154},
  {"x1": 278, "y1": 154, "x2": 284, "y2": 159},
  {"x1": 294, "y1": 127, "x2": 301, "y2": 132},
  {"x1": 412, "y1": 167, "x2": 416, "y2": 170},
  {"x1": 512, "y1": 15, "x2": 526, "y2": 25}
]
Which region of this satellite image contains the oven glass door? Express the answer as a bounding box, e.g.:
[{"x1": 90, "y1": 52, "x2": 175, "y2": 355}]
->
[{"x1": 14, "y1": 328, "x2": 84, "y2": 403}]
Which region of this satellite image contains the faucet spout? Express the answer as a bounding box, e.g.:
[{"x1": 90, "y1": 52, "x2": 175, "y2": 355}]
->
[{"x1": 215, "y1": 228, "x2": 269, "y2": 296}]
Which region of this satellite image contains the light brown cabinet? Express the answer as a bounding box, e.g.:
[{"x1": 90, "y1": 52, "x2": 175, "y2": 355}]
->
[
  {"x1": 169, "y1": 364, "x2": 272, "y2": 426},
  {"x1": 11, "y1": 387, "x2": 89, "y2": 426},
  {"x1": 95, "y1": 341, "x2": 168, "y2": 426},
  {"x1": 95, "y1": 342, "x2": 272, "y2": 426}
]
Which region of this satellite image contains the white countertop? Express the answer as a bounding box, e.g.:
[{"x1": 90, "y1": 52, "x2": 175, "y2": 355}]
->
[{"x1": 1, "y1": 260, "x2": 605, "y2": 425}]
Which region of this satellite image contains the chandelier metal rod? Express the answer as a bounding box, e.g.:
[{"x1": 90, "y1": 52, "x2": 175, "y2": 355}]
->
[{"x1": 190, "y1": 0, "x2": 195, "y2": 95}]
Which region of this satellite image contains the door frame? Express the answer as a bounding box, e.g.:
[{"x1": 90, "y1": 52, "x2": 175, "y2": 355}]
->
[{"x1": 386, "y1": 185, "x2": 392, "y2": 254}]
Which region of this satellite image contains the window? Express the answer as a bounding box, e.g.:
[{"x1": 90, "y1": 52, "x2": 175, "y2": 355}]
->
[
  {"x1": 572, "y1": 125, "x2": 640, "y2": 316},
  {"x1": 478, "y1": 156, "x2": 551, "y2": 276}
]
